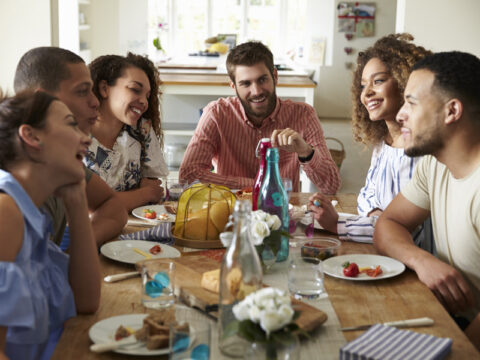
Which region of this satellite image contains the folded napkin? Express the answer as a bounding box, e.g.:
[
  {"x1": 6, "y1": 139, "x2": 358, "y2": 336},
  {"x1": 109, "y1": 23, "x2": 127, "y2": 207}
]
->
[
  {"x1": 119, "y1": 222, "x2": 175, "y2": 245},
  {"x1": 340, "y1": 324, "x2": 452, "y2": 360}
]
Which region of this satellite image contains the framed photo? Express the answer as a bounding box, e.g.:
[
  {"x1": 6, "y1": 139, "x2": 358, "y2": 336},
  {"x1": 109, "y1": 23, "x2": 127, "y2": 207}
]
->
[{"x1": 219, "y1": 34, "x2": 237, "y2": 50}]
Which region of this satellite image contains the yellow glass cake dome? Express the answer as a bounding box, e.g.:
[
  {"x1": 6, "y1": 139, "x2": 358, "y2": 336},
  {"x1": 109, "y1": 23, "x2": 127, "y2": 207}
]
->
[{"x1": 173, "y1": 183, "x2": 236, "y2": 248}]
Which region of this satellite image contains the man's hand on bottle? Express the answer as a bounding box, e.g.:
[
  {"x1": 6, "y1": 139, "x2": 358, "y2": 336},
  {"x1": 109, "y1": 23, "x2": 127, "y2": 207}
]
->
[{"x1": 271, "y1": 128, "x2": 312, "y2": 157}]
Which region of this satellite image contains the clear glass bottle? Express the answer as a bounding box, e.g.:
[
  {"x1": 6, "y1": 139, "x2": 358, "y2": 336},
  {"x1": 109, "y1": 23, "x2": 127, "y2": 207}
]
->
[
  {"x1": 252, "y1": 138, "x2": 272, "y2": 210},
  {"x1": 257, "y1": 147, "x2": 289, "y2": 262},
  {"x1": 218, "y1": 200, "x2": 263, "y2": 357}
]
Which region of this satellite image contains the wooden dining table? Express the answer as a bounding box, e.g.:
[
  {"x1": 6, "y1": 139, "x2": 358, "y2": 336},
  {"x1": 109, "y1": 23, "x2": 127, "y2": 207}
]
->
[{"x1": 51, "y1": 193, "x2": 479, "y2": 359}]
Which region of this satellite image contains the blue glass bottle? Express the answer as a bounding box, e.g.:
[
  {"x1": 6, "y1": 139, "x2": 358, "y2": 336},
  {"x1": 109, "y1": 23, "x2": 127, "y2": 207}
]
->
[{"x1": 257, "y1": 148, "x2": 289, "y2": 262}]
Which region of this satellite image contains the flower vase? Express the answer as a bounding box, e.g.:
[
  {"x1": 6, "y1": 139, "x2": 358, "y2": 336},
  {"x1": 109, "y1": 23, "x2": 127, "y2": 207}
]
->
[{"x1": 245, "y1": 336, "x2": 299, "y2": 360}]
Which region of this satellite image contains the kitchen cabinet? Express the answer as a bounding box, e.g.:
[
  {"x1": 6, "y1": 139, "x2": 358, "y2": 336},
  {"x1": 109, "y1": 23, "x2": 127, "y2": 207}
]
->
[{"x1": 58, "y1": 0, "x2": 92, "y2": 63}]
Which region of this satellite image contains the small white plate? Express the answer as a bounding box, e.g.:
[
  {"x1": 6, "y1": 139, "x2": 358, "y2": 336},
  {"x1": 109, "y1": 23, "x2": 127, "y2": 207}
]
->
[
  {"x1": 89, "y1": 314, "x2": 167, "y2": 356},
  {"x1": 132, "y1": 205, "x2": 176, "y2": 223},
  {"x1": 100, "y1": 240, "x2": 180, "y2": 264},
  {"x1": 89, "y1": 306, "x2": 199, "y2": 356},
  {"x1": 323, "y1": 254, "x2": 406, "y2": 281},
  {"x1": 300, "y1": 212, "x2": 357, "y2": 229}
]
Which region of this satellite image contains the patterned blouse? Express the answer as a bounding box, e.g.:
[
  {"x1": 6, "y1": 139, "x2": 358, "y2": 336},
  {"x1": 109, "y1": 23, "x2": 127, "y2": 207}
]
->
[
  {"x1": 337, "y1": 141, "x2": 434, "y2": 253},
  {"x1": 84, "y1": 118, "x2": 168, "y2": 191}
]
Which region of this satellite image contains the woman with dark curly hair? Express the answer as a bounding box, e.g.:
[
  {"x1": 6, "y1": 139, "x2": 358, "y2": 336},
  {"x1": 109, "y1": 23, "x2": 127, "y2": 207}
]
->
[
  {"x1": 85, "y1": 53, "x2": 168, "y2": 211},
  {"x1": 308, "y1": 34, "x2": 434, "y2": 251}
]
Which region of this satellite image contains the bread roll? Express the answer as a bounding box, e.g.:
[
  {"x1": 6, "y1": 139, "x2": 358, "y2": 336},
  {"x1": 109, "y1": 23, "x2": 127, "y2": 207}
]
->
[
  {"x1": 209, "y1": 201, "x2": 230, "y2": 232},
  {"x1": 176, "y1": 201, "x2": 232, "y2": 240},
  {"x1": 201, "y1": 269, "x2": 220, "y2": 293}
]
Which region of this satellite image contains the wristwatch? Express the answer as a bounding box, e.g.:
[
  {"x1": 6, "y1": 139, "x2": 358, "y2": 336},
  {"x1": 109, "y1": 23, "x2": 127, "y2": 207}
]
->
[{"x1": 298, "y1": 148, "x2": 314, "y2": 162}]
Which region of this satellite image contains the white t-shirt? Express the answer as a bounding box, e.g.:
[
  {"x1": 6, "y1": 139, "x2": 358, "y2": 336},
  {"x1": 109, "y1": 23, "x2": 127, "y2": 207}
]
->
[{"x1": 402, "y1": 155, "x2": 480, "y2": 321}]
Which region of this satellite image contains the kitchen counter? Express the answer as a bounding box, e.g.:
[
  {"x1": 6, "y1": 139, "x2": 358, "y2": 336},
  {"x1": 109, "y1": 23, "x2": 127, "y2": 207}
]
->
[{"x1": 158, "y1": 67, "x2": 316, "y2": 106}]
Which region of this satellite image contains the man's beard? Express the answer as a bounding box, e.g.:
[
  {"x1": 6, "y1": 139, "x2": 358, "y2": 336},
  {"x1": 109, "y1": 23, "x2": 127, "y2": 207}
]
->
[
  {"x1": 237, "y1": 88, "x2": 277, "y2": 123},
  {"x1": 404, "y1": 127, "x2": 445, "y2": 158}
]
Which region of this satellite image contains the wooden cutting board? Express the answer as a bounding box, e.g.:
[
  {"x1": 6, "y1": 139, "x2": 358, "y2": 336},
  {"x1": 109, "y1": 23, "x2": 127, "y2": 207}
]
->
[{"x1": 137, "y1": 254, "x2": 327, "y2": 332}]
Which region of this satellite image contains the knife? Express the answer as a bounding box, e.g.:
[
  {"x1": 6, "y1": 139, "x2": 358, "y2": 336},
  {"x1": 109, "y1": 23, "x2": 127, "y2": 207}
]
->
[
  {"x1": 341, "y1": 317, "x2": 434, "y2": 331},
  {"x1": 90, "y1": 335, "x2": 141, "y2": 353},
  {"x1": 104, "y1": 271, "x2": 140, "y2": 283}
]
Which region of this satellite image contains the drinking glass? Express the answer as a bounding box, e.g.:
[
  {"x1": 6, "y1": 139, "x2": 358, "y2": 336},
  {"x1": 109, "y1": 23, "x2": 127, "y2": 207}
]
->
[
  {"x1": 165, "y1": 177, "x2": 187, "y2": 201},
  {"x1": 141, "y1": 260, "x2": 175, "y2": 308},
  {"x1": 288, "y1": 256, "x2": 327, "y2": 300},
  {"x1": 169, "y1": 320, "x2": 211, "y2": 360},
  {"x1": 282, "y1": 178, "x2": 293, "y2": 201}
]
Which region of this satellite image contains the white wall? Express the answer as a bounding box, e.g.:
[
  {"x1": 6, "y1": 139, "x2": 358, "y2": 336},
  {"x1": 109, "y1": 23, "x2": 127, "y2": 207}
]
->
[
  {"x1": 396, "y1": 0, "x2": 480, "y2": 57},
  {"x1": 0, "y1": 0, "x2": 52, "y2": 92},
  {"x1": 90, "y1": 0, "x2": 148, "y2": 59}
]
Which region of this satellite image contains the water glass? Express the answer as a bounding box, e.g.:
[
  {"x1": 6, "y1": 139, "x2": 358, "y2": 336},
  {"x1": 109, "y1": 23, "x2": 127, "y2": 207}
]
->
[
  {"x1": 169, "y1": 320, "x2": 211, "y2": 360},
  {"x1": 288, "y1": 256, "x2": 327, "y2": 300},
  {"x1": 282, "y1": 178, "x2": 293, "y2": 201},
  {"x1": 165, "y1": 177, "x2": 187, "y2": 201},
  {"x1": 141, "y1": 260, "x2": 175, "y2": 308}
]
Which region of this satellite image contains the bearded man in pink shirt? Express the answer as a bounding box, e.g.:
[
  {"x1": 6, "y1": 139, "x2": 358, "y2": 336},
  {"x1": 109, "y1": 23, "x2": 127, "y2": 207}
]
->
[{"x1": 179, "y1": 41, "x2": 340, "y2": 194}]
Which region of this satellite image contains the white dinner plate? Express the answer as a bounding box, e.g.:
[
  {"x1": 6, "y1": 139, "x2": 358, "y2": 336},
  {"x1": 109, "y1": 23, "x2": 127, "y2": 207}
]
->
[
  {"x1": 132, "y1": 205, "x2": 176, "y2": 223},
  {"x1": 100, "y1": 240, "x2": 180, "y2": 264},
  {"x1": 89, "y1": 306, "x2": 199, "y2": 356},
  {"x1": 323, "y1": 254, "x2": 406, "y2": 281},
  {"x1": 300, "y1": 212, "x2": 357, "y2": 229},
  {"x1": 89, "y1": 314, "x2": 168, "y2": 356}
]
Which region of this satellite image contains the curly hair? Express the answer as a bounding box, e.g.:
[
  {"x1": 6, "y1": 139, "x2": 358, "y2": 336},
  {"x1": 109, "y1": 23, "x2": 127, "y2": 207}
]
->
[
  {"x1": 351, "y1": 33, "x2": 432, "y2": 146},
  {"x1": 89, "y1": 52, "x2": 164, "y2": 149}
]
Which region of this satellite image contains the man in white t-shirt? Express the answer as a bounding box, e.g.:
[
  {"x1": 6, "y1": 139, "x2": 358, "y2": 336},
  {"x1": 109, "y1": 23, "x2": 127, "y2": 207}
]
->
[{"x1": 373, "y1": 51, "x2": 480, "y2": 350}]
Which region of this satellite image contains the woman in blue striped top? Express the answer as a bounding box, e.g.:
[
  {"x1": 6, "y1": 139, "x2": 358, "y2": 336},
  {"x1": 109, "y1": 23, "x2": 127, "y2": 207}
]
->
[{"x1": 309, "y1": 34, "x2": 434, "y2": 252}]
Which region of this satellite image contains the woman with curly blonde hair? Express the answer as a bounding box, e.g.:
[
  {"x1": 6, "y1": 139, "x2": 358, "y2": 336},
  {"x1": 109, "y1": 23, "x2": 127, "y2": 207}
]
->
[
  {"x1": 309, "y1": 34, "x2": 434, "y2": 252},
  {"x1": 85, "y1": 52, "x2": 168, "y2": 211}
]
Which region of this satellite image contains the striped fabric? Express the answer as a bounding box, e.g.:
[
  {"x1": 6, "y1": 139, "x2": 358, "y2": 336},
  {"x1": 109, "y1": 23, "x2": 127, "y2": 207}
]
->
[
  {"x1": 119, "y1": 222, "x2": 174, "y2": 245},
  {"x1": 179, "y1": 97, "x2": 340, "y2": 194},
  {"x1": 337, "y1": 141, "x2": 434, "y2": 252},
  {"x1": 340, "y1": 324, "x2": 452, "y2": 360},
  {"x1": 357, "y1": 141, "x2": 418, "y2": 215},
  {"x1": 337, "y1": 215, "x2": 378, "y2": 243}
]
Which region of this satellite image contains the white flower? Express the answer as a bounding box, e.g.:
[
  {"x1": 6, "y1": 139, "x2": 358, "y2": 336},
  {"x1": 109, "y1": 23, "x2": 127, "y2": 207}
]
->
[
  {"x1": 259, "y1": 305, "x2": 294, "y2": 335},
  {"x1": 251, "y1": 210, "x2": 268, "y2": 222},
  {"x1": 232, "y1": 300, "x2": 251, "y2": 321},
  {"x1": 248, "y1": 305, "x2": 262, "y2": 322},
  {"x1": 268, "y1": 214, "x2": 282, "y2": 231},
  {"x1": 250, "y1": 220, "x2": 270, "y2": 246},
  {"x1": 233, "y1": 287, "x2": 294, "y2": 336}
]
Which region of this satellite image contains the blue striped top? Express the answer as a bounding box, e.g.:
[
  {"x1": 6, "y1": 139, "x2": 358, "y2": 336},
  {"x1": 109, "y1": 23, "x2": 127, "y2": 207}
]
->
[
  {"x1": 337, "y1": 141, "x2": 434, "y2": 252},
  {"x1": 358, "y1": 141, "x2": 417, "y2": 215}
]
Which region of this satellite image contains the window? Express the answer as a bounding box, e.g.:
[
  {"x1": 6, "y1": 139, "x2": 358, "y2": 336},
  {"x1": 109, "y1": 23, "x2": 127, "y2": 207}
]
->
[{"x1": 148, "y1": 0, "x2": 307, "y2": 59}]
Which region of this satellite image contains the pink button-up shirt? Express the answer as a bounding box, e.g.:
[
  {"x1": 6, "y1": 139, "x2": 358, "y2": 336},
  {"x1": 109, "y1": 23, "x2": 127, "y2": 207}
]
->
[{"x1": 179, "y1": 97, "x2": 340, "y2": 194}]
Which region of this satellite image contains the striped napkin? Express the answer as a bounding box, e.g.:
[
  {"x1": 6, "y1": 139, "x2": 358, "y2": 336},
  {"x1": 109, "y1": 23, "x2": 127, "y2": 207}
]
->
[
  {"x1": 340, "y1": 324, "x2": 452, "y2": 360},
  {"x1": 119, "y1": 222, "x2": 175, "y2": 245}
]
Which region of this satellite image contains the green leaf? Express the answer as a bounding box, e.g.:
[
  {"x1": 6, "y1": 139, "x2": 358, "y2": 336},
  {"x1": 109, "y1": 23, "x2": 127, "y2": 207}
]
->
[
  {"x1": 153, "y1": 37, "x2": 162, "y2": 50},
  {"x1": 271, "y1": 330, "x2": 296, "y2": 345},
  {"x1": 222, "y1": 320, "x2": 240, "y2": 340},
  {"x1": 238, "y1": 320, "x2": 267, "y2": 343}
]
